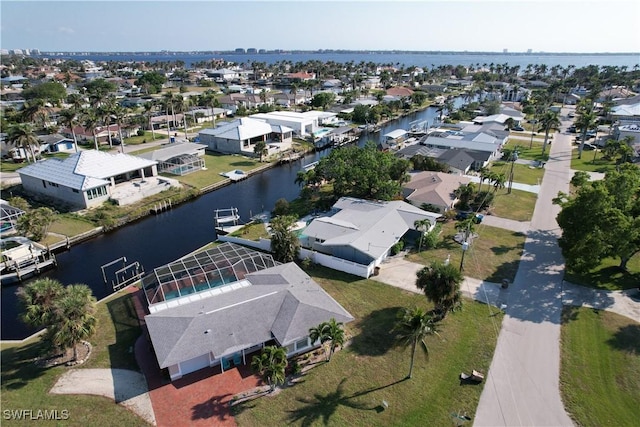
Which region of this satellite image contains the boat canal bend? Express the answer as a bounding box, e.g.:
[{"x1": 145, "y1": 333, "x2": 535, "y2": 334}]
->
[{"x1": 1, "y1": 102, "x2": 456, "y2": 340}]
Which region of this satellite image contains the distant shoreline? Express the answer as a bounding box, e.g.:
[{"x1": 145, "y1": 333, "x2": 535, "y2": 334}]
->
[{"x1": 21, "y1": 50, "x2": 640, "y2": 56}]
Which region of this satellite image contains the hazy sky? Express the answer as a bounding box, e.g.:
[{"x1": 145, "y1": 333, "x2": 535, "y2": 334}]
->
[{"x1": 2, "y1": 0, "x2": 639, "y2": 53}]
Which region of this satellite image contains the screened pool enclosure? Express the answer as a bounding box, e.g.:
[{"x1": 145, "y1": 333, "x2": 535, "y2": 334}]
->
[
  {"x1": 141, "y1": 242, "x2": 280, "y2": 306},
  {"x1": 158, "y1": 154, "x2": 204, "y2": 176}
]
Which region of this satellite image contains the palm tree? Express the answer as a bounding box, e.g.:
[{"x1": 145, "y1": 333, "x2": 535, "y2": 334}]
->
[
  {"x1": 251, "y1": 345, "x2": 288, "y2": 392},
  {"x1": 81, "y1": 109, "x2": 101, "y2": 150},
  {"x1": 143, "y1": 101, "x2": 157, "y2": 140},
  {"x1": 490, "y1": 172, "x2": 506, "y2": 193},
  {"x1": 454, "y1": 182, "x2": 476, "y2": 210},
  {"x1": 575, "y1": 106, "x2": 598, "y2": 159},
  {"x1": 269, "y1": 215, "x2": 300, "y2": 263},
  {"x1": 111, "y1": 104, "x2": 128, "y2": 153},
  {"x1": 7, "y1": 123, "x2": 40, "y2": 163},
  {"x1": 414, "y1": 218, "x2": 433, "y2": 252},
  {"x1": 415, "y1": 261, "x2": 464, "y2": 320},
  {"x1": 254, "y1": 140, "x2": 268, "y2": 161},
  {"x1": 58, "y1": 108, "x2": 79, "y2": 153},
  {"x1": 477, "y1": 167, "x2": 490, "y2": 192},
  {"x1": 308, "y1": 318, "x2": 345, "y2": 362},
  {"x1": 538, "y1": 110, "x2": 561, "y2": 155},
  {"x1": 16, "y1": 278, "x2": 65, "y2": 331},
  {"x1": 21, "y1": 99, "x2": 50, "y2": 130},
  {"x1": 51, "y1": 284, "x2": 97, "y2": 361},
  {"x1": 392, "y1": 306, "x2": 439, "y2": 379}
]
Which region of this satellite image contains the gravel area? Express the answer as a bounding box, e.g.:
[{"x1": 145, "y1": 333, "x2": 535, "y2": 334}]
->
[{"x1": 50, "y1": 368, "x2": 156, "y2": 426}]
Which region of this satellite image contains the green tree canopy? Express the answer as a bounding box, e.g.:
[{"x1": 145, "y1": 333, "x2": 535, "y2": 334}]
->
[
  {"x1": 311, "y1": 92, "x2": 336, "y2": 110},
  {"x1": 312, "y1": 142, "x2": 408, "y2": 200},
  {"x1": 15, "y1": 207, "x2": 56, "y2": 241},
  {"x1": 555, "y1": 164, "x2": 640, "y2": 272},
  {"x1": 21, "y1": 81, "x2": 67, "y2": 105}
]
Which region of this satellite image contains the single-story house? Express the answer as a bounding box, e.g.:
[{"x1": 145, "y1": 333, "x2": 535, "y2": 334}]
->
[
  {"x1": 37, "y1": 133, "x2": 76, "y2": 154},
  {"x1": 143, "y1": 242, "x2": 353, "y2": 380},
  {"x1": 17, "y1": 150, "x2": 160, "y2": 209},
  {"x1": 63, "y1": 124, "x2": 123, "y2": 145},
  {"x1": 418, "y1": 130, "x2": 503, "y2": 160},
  {"x1": 198, "y1": 117, "x2": 293, "y2": 156},
  {"x1": 403, "y1": 172, "x2": 472, "y2": 213},
  {"x1": 136, "y1": 142, "x2": 207, "y2": 176},
  {"x1": 299, "y1": 197, "x2": 441, "y2": 268}
]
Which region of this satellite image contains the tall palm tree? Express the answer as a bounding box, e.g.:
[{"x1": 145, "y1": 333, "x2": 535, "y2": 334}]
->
[
  {"x1": 575, "y1": 106, "x2": 598, "y2": 159},
  {"x1": 7, "y1": 123, "x2": 40, "y2": 163},
  {"x1": 392, "y1": 306, "x2": 439, "y2": 379},
  {"x1": 58, "y1": 108, "x2": 79, "y2": 153},
  {"x1": 111, "y1": 104, "x2": 128, "y2": 152},
  {"x1": 415, "y1": 261, "x2": 464, "y2": 320},
  {"x1": 52, "y1": 284, "x2": 97, "y2": 361},
  {"x1": 414, "y1": 218, "x2": 433, "y2": 252},
  {"x1": 269, "y1": 215, "x2": 300, "y2": 263},
  {"x1": 81, "y1": 109, "x2": 100, "y2": 150},
  {"x1": 251, "y1": 345, "x2": 288, "y2": 392},
  {"x1": 21, "y1": 99, "x2": 50, "y2": 130},
  {"x1": 538, "y1": 110, "x2": 561, "y2": 155},
  {"x1": 143, "y1": 101, "x2": 157, "y2": 140}
]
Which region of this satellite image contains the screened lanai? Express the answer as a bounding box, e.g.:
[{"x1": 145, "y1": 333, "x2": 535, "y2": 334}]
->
[
  {"x1": 0, "y1": 200, "x2": 25, "y2": 234},
  {"x1": 142, "y1": 242, "x2": 280, "y2": 306},
  {"x1": 158, "y1": 154, "x2": 204, "y2": 176}
]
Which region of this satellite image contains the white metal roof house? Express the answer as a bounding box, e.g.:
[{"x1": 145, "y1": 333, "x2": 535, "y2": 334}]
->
[
  {"x1": 198, "y1": 117, "x2": 293, "y2": 156},
  {"x1": 250, "y1": 111, "x2": 319, "y2": 137},
  {"x1": 143, "y1": 242, "x2": 353, "y2": 380},
  {"x1": 299, "y1": 197, "x2": 441, "y2": 272},
  {"x1": 136, "y1": 142, "x2": 207, "y2": 176},
  {"x1": 17, "y1": 150, "x2": 159, "y2": 209}
]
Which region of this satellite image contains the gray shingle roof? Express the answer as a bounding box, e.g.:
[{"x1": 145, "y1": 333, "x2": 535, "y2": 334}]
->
[{"x1": 145, "y1": 260, "x2": 353, "y2": 368}]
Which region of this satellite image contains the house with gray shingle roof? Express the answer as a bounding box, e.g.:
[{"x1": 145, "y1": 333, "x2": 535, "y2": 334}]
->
[
  {"x1": 300, "y1": 197, "x2": 440, "y2": 268},
  {"x1": 143, "y1": 242, "x2": 353, "y2": 380},
  {"x1": 403, "y1": 172, "x2": 472, "y2": 213}
]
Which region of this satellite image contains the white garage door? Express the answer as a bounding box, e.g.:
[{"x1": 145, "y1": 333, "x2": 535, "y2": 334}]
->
[{"x1": 179, "y1": 353, "x2": 210, "y2": 376}]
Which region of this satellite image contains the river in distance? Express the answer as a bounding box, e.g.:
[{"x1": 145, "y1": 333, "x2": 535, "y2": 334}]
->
[{"x1": 41, "y1": 51, "x2": 639, "y2": 69}]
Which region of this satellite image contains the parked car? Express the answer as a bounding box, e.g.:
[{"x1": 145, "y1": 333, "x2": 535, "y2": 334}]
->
[
  {"x1": 511, "y1": 126, "x2": 524, "y2": 132},
  {"x1": 455, "y1": 211, "x2": 484, "y2": 223},
  {"x1": 568, "y1": 125, "x2": 577, "y2": 133},
  {"x1": 582, "y1": 143, "x2": 597, "y2": 151}
]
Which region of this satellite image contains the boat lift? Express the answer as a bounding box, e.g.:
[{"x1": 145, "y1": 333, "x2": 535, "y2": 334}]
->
[
  {"x1": 214, "y1": 207, "x2": 241, "y2": 227},
  {"x1": 101, "y1": 256, "x2": 145, "y2": 292}
]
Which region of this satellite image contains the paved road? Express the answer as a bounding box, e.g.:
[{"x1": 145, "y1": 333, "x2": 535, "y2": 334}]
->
[{"x1": 474, "y1": 110, "x2": 576, "y2": 427}]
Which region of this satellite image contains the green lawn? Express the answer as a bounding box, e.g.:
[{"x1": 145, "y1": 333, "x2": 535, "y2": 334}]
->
[
  {"x1": 564, "y1": 254, "x2": 640, "y2": 291},
  {"x1": 570, "y1": 149, "x2": 617, "y2": 173},
  {"x1": 1, "y1": 160, "x2": 28, "y2": 173},
  {"x1": 0, "y1": 290, "x2": 149, "y2": 426},
  {"x1": 511, "y1": 140, "x2": 550, "y2": 162},
  {"x1": 407, "y1": 222, "x2": 526, "y2": 283},
  {"x1": 489, "y1": 188, "x2": 537, "y2": 222},
  {"x1": 170, "y1": 153, "x2": 262, "y2": 189},
  {"x1": 489, "y1": 161, "x2": 545, "y2": 186},
  {"x1": 560, "y1": 307, "x2": 640, "y2": 427},
  {"x1": 48, "y1": 215, "x2": 97, "y2": 237},
  {"x1": 229, "y1": 222, "x2": 270, "y2": 241},
  {"x1": 234, "y1": 266, "x2": 504, "y2": 426}
]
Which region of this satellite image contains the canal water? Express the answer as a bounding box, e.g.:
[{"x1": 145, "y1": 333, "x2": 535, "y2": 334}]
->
[{"x1": 1, "y1": 102, "x2": 458, "y2": 340}]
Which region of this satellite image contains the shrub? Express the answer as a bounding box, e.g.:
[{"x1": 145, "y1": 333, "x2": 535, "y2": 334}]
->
[
  {"x1": 390, "y1": 240, "x2": 405, "y2": 255},
  {"x1": 273, "y1": 198, "x2": 290, "y2": 216},
  {"x1": 137, "y1": 129, "x2": 145, "y2": 136}
]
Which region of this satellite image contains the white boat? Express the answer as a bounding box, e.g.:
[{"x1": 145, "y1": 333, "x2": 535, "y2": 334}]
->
[{"x1": 1, "y1": 236, "x2": 57, "y2": 284}]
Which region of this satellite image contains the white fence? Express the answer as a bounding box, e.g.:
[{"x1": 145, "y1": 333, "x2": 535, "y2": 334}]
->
[{"x1": 216, "y1": 236, "x2": 374, "y2": 278}]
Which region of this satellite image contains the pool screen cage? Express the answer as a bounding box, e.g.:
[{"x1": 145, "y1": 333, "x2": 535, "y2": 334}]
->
[
  {"x1": 0, "y1": 202, "x2": 25, "y2": 234},
  {"x1": 141, "y1": 242, "x2": 281, "y2": 306},
  {"x1": 159, "y1": 154, "x2": 204, "y2": 176}
]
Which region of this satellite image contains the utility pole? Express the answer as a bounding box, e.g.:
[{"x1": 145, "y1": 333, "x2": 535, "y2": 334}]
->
[
  {"x1": 459, "y1": 241, "x2": 469, "y2": 272},
  {"x1": 507, "y1": 148, "x2": 519, "y2": 194}
]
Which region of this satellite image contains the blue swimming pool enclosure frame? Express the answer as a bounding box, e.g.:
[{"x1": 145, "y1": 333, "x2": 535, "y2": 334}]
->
[{"x1": 141, "y1": 242, "x2": 280, "y2": 306}]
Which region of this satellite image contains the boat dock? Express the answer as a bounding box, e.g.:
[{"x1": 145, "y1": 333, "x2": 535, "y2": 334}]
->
[
  {"x1": 220, "y1": 170, "x2": 248, "y2": 181},
  {"x1": 1, "y1": 251, "x2": 57, "y2": 285}
]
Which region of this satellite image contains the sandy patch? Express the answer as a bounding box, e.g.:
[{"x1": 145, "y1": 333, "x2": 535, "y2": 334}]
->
[{"x1": 50, "y1": 368, "x2": 156, "y2": 426}]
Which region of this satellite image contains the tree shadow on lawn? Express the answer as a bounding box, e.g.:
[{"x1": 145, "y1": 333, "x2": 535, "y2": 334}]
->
[
  {"x1": 229, "y1": 161, "x2": 256, "y2": 167},
  {"x1": 606, "y1": 324, "x2": 640, "y2": 355},
  {"x1": 287, "y1": 377, "x2": 406, "y2": 425},
  {"x1": 566, "y1": 266, "x2": 640, "y2": 291},
  {"x1": 350, "y1": 307, "x2": 401, "y2": 357},
  {"x1": 486, "y1": 260, "x2": 520, "y2": 284},
  {"x1": 1, "y1": 340, "x2": 49, "y2": 390}
]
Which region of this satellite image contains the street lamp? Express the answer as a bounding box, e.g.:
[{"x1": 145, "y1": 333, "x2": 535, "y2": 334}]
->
[
  {"x1": 459, "y1": 241, "x2": 469, "y2": 272},
  {"x1": 507, "y1": 148, "x2": 519, "y2": 194}
]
